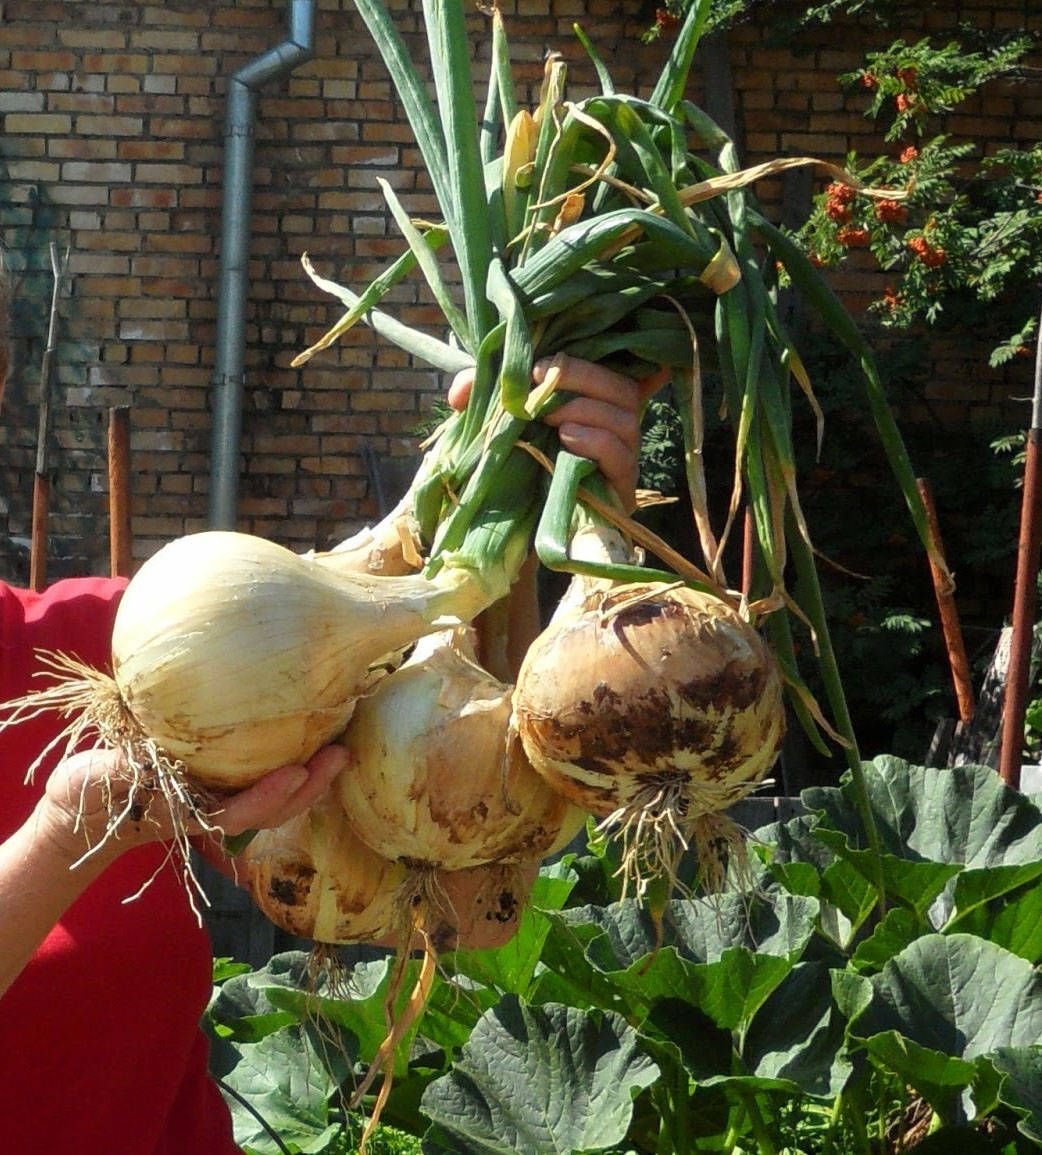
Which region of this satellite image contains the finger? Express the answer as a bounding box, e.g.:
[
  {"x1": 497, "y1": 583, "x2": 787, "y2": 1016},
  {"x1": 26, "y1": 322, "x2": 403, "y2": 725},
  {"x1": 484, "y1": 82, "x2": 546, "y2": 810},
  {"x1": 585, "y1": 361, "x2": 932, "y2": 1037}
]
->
[
  {"x1": 556, "y1": 423, "x2": 637, "y2": 512},
  {"x1": 544, "y1": 395, "x2": 641, "y2": 453},
  {"x1": 534, "y1": 353, "x2": 640, "y2": 411},
  {"x1": 283, "y1": 744, "x2": 348, "y2": 811},
  {"x1": 47, "y1": 748, "x2": 129, "y2": 830},
  {"x1": 211, "y1": 745, "x2": 350, "y2": 837},
  {"x1": 447, "y1": 369, "x2": 474, "y2": 412},
  {"x1": 208, "y1": 762, "x2": 310, "y2": 837}
]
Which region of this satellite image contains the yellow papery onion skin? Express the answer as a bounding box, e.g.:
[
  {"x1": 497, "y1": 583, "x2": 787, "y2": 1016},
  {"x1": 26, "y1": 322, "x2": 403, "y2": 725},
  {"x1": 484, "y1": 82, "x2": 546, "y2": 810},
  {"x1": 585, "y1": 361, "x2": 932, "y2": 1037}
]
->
[
  {"x1": 243, "y1": 787, "x2": 407, "y2": 945},
  {"x1": 512, "y1": 581, "x2": 785, "y2": 818},
  {"x1": 111, "y1": 531, "x2": 488, "y2": 789},
  {"x1": 337, "y1": 630, "x2": 585, "y2": 871}
]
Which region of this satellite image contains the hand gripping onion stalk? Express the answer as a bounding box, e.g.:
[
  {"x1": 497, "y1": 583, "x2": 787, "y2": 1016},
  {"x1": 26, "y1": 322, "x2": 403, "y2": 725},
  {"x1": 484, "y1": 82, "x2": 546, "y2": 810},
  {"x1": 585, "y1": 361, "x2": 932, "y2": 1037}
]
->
[
  {"x1": 515, "y1": 519, "x2": 785, "y2": 899},
  {"x1": 337, "y1": 627, "x2": 585, "y2": 870}
]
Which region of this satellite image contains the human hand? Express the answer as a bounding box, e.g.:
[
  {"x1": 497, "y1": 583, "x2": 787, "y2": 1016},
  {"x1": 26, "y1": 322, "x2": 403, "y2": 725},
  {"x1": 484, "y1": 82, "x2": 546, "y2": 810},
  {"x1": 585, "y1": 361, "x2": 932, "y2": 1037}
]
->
[
  {"x1": 448, "y1": 354, "x2": 669, "y2": 512},
  {"x1": 36, "y1": 744, "x2": 347, "y2": 866}
]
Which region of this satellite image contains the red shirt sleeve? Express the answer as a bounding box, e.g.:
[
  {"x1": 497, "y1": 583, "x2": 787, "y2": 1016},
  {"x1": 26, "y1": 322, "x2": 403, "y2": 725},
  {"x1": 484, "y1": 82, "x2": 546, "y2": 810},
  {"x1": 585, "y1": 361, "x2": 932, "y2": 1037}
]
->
[{"x1": 0, "y1": 578, "x2": 242, "y2": 1155}]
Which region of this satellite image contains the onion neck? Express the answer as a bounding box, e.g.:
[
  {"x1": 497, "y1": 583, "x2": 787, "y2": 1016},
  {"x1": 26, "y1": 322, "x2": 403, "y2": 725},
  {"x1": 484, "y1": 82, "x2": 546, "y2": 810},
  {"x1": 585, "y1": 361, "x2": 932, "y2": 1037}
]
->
[
  {"x1": 554, "y1": 499, "x2": 637, "y2": 614},
  {"x1": 312, "y1": 549, "x2": 502, "y2": 645}
]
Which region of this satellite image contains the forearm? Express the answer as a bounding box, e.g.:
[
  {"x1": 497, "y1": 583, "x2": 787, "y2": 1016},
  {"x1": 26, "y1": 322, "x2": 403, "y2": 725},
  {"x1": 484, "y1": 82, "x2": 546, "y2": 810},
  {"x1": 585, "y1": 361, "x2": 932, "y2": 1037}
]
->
[{"x1": 0, "y1": 806, "x2": 112, "y2": 1000}]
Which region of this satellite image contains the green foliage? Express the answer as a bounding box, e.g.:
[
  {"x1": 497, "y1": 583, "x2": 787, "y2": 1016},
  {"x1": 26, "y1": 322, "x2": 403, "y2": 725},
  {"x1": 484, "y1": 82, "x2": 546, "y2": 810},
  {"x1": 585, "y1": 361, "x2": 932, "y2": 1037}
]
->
[
  {"x1": 844, "y1": 36, "x2": 1035, "y2": 141},
  {"x1": 208, "y1": 761, "x2": 1042, "y2": 1154},
  {"x1": 797, "y1": 31, "x2": 1042, "y2": 367},
  {"x1": 636, "y1": 394, "x2": 686, "y2": 498},
  {"x1": 790, "y1": 336, "x2": 1020, "y2": 761},
  {"x1": 640, "y1": 0, "x2": 742, "y2": 43}
]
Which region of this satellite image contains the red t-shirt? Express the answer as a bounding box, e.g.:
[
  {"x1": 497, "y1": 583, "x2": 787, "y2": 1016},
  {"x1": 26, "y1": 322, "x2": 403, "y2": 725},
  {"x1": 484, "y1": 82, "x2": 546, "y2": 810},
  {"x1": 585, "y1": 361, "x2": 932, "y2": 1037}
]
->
[{"x1": 0, "y1": 578, "x2": 242, "y2": 1155}]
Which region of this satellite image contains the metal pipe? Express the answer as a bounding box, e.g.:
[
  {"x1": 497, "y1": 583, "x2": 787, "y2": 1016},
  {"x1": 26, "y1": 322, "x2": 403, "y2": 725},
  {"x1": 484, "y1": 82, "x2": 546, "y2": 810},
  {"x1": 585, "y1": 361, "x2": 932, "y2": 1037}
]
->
[{"x1": 209, "y1": 0, "x2": 315, "y2": 529}]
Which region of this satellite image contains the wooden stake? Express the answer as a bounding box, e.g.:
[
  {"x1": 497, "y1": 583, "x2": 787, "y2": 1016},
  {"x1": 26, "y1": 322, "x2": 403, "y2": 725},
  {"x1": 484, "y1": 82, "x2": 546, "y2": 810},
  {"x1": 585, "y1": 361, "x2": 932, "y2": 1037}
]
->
[
  {"x1": 916, "y1": 477, "x2": 975, "y2": 726},
  {"x1": 28, "y1": 243, "x2": 68, "y2": 592},
  {"x1": 108, "y1": 406, "x2": 133, "y2": 578},
  {"x1": 998, "y1": 303, "x2": 1042, "y2": 791}
]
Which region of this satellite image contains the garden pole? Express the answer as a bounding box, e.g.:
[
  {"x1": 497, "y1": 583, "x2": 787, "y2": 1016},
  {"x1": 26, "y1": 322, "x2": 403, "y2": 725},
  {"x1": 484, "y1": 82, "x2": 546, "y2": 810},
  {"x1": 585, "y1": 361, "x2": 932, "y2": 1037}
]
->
[
  {"x1": 741, "y1": 506, "x2": 754, "y2": 597},
  {"x1": 28, "y1": 243, "x2": 68, "y2": 592},
  {"x1": 916, "y1": 477, "x2": 974, "y2": 725},
  {"x1": 998, "y1": 303, "x2": 1042, "y2": 789},
  {"x1": 108, "y1": 406, "x2": 133, "y2": 578}
]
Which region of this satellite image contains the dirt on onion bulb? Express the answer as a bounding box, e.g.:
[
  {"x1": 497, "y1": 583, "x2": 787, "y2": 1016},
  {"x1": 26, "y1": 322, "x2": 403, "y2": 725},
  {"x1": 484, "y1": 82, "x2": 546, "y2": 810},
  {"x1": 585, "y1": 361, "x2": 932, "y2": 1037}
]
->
[
  {"x1": 512, "y1": 525, "x2": 785, "y2": 898},
  {"x1": 430, "y1": 857, "x2": 539, "y2": 952}
]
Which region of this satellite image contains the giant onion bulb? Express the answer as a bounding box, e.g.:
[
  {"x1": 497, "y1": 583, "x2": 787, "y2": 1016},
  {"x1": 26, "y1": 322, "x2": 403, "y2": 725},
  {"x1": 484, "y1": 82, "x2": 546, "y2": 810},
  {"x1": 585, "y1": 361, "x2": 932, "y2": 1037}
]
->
[
  {"x1": 337, "y1": 628, "x2": 585, "y2": 870},
  {"x1": 11, "y1": 529, "x2": 495, "y2": 793},
  {"x1": 243, "y1": 786, "x2": 406, "y2": 945},
  {"x1": 110, "y1": 531, "x2": 494, "y2": 788},
  {"x1": 513, "y1": 527, "x2": 784, "y2": 894},
  {"x1": 246, "y1": 810, "x2": 537, "y2": 953},
  {"x1": 0, "y1": 529, "x2": 501, "y2": 893}
]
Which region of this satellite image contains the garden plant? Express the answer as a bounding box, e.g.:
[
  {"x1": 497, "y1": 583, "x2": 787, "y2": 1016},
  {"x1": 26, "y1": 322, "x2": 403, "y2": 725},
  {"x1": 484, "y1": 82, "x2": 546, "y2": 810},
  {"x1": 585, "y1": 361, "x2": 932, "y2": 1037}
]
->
[{"x1": 208, "y1": 759, "x2": 1042, "y2": 1153}]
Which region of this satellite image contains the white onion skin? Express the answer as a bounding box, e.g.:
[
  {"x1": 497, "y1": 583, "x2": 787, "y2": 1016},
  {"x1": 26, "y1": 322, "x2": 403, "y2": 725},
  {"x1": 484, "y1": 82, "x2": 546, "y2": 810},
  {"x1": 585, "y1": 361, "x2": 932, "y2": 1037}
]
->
[
  {"x1": 111, "y1": 531, "x2": 488, "y2": 789},
  {"x1": 242, "y1": 787, "x2": 407, "y2": 945},
  {"x1": 512, "y1": 579, "x2": 785, "y2": 818},
  {"x1": 337, "y1": 630, "x2": 585, "y2": 870}
]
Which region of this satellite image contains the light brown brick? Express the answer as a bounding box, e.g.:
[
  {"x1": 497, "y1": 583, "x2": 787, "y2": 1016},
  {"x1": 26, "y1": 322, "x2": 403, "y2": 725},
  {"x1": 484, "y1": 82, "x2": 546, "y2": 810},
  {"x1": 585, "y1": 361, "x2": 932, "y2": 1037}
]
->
[{"x1": 74, "y1": 113, "x2": 143, "y2": 136}]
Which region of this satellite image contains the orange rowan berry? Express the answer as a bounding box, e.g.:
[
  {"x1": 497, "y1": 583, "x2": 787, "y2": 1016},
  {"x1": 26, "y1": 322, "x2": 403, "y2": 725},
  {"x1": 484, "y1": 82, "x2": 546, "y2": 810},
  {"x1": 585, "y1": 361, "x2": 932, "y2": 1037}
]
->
[
  {"x1": 874, "y1": 199, "x2": 907, "y2": 224},
  {"x1": 837, "y1": 225, "x2": 871, "y2": 248}
]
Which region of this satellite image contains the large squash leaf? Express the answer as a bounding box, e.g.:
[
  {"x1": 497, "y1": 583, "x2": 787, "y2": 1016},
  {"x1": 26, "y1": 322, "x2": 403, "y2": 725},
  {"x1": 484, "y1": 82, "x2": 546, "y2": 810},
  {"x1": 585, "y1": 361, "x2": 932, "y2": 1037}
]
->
[
  {"x1": 217, "y1": 1023, "x2": 348, "y2": 1155},
  {"x1": 840, "y1": 934, "x2": 1042, "y2": 1118},
  {"x1": 420, "y1": 997, "x2": 658, "y2": 1154},
  {"x1": 562, "y1": 887, "x2": 817, "y2": 968},
  {"x1": 551, "y1": 889, "x2": 818, "y2": 1031},
  {"x1": 803, "y1": 758, "x2": 1042, "y2": 924},
  {"x1": 755, "y1": 812, "x2": 878, "y2": 945},
  {"x1": 735, "y1": 961, "x2": 852, "y2": 1095},
  {"x1": 993, "y1": 1046, "x2": 1042, "y2": 1144},
  {"x1": 952, "y1": 879, "x2": 1042, "y2": 964}
]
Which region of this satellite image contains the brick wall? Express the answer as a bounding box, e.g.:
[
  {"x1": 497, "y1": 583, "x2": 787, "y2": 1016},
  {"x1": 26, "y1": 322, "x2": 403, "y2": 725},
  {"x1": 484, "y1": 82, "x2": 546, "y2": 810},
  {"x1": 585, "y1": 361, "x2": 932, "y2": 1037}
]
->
[{"x1": 0, "y1": 0, "x2": 1038, "y2": 580}]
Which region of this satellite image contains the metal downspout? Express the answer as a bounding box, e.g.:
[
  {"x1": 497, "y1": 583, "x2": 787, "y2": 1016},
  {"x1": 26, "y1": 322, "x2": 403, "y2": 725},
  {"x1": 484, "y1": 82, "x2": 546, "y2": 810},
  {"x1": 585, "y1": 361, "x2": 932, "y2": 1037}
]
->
[{"x1": 209, "y1": 0, "x2": 315, "y2": 529}]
